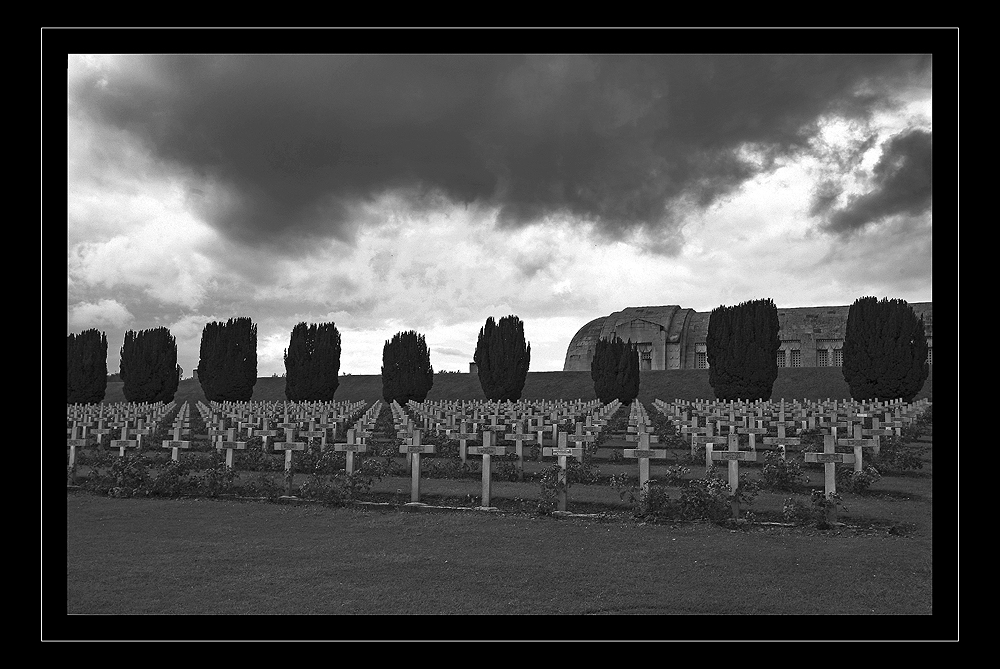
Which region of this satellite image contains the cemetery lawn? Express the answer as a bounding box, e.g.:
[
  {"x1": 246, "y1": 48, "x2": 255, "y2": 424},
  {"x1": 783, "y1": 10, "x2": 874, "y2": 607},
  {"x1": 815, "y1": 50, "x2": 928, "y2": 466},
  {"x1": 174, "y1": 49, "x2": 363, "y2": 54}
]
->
[{"x1": 66, "y1": 439, "x2": 937, "y2": 620}]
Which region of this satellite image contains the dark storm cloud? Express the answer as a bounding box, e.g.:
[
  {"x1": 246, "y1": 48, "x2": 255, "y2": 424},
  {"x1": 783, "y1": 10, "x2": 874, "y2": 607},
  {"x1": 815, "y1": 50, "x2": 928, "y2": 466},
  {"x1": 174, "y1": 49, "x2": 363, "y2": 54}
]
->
[
  {"x1": 71, "y1": 54, "x2": 930, "y2": 253},
  {"x1": 823, "y1": 128, "x2": 933, "y2": 234}
]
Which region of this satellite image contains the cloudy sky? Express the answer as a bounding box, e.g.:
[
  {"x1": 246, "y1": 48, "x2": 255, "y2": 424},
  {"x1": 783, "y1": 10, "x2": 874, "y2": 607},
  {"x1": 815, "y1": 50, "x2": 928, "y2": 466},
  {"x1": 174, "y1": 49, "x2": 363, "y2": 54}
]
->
[{"x1": 66, "y1": 51, "x2": 934, "y2": 378}]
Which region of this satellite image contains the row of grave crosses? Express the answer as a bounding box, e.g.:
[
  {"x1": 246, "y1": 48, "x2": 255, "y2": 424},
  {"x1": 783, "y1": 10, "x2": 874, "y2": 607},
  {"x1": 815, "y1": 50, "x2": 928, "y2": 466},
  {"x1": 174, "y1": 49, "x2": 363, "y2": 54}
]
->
[{"x1": 67, "y1": 401, "x2": 179, "y2": 481}]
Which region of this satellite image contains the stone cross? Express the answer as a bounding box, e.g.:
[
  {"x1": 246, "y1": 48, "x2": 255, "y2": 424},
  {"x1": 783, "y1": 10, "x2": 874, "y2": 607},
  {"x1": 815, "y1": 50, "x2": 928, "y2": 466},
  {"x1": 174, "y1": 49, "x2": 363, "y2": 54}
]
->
[
  {"x1": 504, "y1": 420, "x2": 537, "y2": 482},
  {"x1": 680, "y1": 417, "x2": 709, "y2": 458},
  {"x1": 129, "y1": 419, "x2": 153, "y2": 450},
  {"x1": 274, "y1": 433, "x2": 307, "y2": 496},
  {"x1": 161, "y1": 425, "x2": 193, "y2": 462},
  {"x1": 251, "y1": 422, "x2": 280, "y2": 452},
  {"x1": 334, "y1": 428, "x2": 367, "y2": 476},
  {"x1": 466, "y1": 430, "x2": 510, "y2": 509},
  {"x1": 623, "y1": 431, "x2": 667, "y2": 495},
  {"x1": 109, "y1": 425, "x2": 139, "y2": 457},
  {"x1": 448, "y1": 421, "x2": 478, "y2": 464},
  {"x1": 542, "y1": 432, "x2": 583, "y2": 512},
  {"x1": 864, "y1": 419, "x2": 895, "y2": 456},
  {"x1": 760, "y1": 422, "x2": 800, "y2": 460},
  {"x1": 399, "y1": 428, "x2": 436, "y2": 504},
  {"x1": 214, "y1": 427, "x2": 247, "y2": 468},
  {"x1": 566, "y1": 422, "x2": 597, "y2": 453},
  {"x1": 66, "y1": 424, "x2": 95, "y2": 482},
  {"x1": 804, "y1": 435, "x2": 857, "y2": 522},
  {"x1": 836, "y1": 424, "x2": 876, "y2": 473},
  {"x1": 298, "y1": 421, "x2": 331, "y2": 451},
  {"x1": 709, "y1": 432, "x2": 758, "y2": 520},
  {"x1": 90, "y1": 419, "x2": 115, "y2": 451},
  {"x1": 692, "y1": 422, "x2": 729, "y2": 470},
  {"x1": 737, "y1": 423, "x2": 769, "y2": 454}
]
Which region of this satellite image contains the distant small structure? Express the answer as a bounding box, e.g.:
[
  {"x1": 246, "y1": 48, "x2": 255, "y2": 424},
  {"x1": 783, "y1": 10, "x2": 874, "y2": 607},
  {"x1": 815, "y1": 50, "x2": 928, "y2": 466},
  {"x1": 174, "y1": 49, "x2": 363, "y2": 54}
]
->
[{"x1": 469, "y1": 362, "x2": 478, "y2": 374}]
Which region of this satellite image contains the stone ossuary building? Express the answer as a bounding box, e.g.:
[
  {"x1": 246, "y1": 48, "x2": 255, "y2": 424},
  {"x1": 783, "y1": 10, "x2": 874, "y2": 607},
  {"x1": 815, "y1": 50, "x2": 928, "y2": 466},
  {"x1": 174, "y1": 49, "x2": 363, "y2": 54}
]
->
[{"x1": 562, "y1": 303, "x2": 933, "y2": 372}]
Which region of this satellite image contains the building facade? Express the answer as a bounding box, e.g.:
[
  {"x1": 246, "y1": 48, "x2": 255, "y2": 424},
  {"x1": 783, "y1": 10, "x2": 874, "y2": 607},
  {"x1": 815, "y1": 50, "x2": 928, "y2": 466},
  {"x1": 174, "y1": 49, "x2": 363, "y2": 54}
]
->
[{"x1": 562, "y1": 303, "x2": 933, "y2": 372}]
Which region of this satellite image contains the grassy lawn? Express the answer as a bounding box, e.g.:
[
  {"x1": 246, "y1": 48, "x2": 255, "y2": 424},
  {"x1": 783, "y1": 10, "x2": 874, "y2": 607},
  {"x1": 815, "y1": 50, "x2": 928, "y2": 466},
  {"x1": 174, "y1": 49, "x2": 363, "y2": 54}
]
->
[
  {"x1": 66, "y1": 493, "x2": 933, "y2": 620},
  {"x1": 61, "y1": 434, "x2": 950, "y2": 635}
]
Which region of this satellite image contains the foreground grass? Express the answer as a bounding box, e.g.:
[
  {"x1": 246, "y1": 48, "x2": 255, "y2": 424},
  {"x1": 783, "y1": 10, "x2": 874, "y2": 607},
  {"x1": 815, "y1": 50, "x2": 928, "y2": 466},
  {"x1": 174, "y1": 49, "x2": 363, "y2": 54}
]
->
[{"x1": 65, "y1": 492, "x2": 933, "y2": 622}]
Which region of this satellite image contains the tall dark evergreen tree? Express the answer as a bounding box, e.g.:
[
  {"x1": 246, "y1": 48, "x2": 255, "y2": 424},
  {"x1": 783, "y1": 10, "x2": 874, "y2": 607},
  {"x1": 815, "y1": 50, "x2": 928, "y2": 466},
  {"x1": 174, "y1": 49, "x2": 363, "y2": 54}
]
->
[
  {"x1": 283, "y1": 322, "x2": 342, "y2": 401},
  {"x1": 706, "y1": 298, "x2": 781, "y2": 401},
  {"x1": 67, "y1": 329, "x2": 108, "y2": 404},
  {"x1": 474, "y1": 315, "x2": 531, "y2": 401},
  {"x1": 381, "y1": 330, "x2": 434, "y2": 404},
  {"x1": 197, "y1": 317, "x2": 258, "y2": 402},
  {"x1": 843, "y1": 296, "x2": 929, "y2": 403},
  {"x1": 591, "y1": 335, "x2": 639, "y2": 404},
  {"x1": 120, "y1": 327, "x2": 180, "y2": 403}
]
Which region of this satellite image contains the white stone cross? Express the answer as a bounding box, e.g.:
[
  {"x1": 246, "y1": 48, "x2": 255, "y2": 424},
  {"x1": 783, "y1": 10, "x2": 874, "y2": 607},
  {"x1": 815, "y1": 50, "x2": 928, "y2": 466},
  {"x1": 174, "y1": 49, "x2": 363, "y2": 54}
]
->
[
  {"x1": 274, "y1": 433, "x2": 307, "y2": 496},
  {"x1": 692, "y1": 422, "x2": 729, "y2": 470},
  {"x1": 836, "y1": 424, "x2": 876, "y2": 473},
  {"x1": 760, "y1": 422, "x2": 800, "y2": 460},
  {"x1": 66, "y1": 423, "x2": 96, "y2": 482},
  {"x1": 334, "y1": 428, "x2": 367, "y2": 476},
  {"x1": 109, "y1": 425, "x2": 139, "y2": 457},
  {"x1": 542, "y1": 432, "x2": 583, "y2": 512},
  {"x1": 466, "y1": 430, "x2": 510, "y2": 509},
  {"x1": 399, "y1": 428, "x2": 436, "y2": 504},
  {"x1": 804, "y1": 434, "x2": 856, "y2": 501},
  {"x1": 162, "y1": 425, "x2": 193, "y2": 462},
  {"x1": 623, "y1": 431, "x2": 667, "y2": 495},
  {"x1": 448, "y1": 421, "x2": 478, "y2": 464},
  {"x1": 503, "y1": 420, "x2": 538, "y2": 482},
  {"x1": 214, "y1": 427, "x2": 246, "y2": 468},
  {"x1": 709, "y1": 432, "x2": 758, "y2": 519}
]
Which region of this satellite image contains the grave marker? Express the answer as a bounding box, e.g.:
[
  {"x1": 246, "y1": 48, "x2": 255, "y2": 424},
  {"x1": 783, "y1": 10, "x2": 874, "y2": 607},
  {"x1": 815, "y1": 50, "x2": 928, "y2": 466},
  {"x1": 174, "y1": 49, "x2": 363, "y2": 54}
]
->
[
  {"x1": 214, "y1": 427, "x2": 247, "y2": 468},
  {"x1": 709, "y1": 433, "x2": 758, "y2": 520},
  {"x1": 466, "y1": 430, "x2": 510, "y2": 508},
  {"x1": 399, "y1": 429, "x2": 436, "y2": 503},
  {"x1": 623, "y1": 431, "x2": 667, "y2": 494},
  {"x1": 837, "y1": 424, "x2": 876, "y2": 473},
  {"x1": 503, "y1": 421, "x2": 537, "y2": 482},
  {"x1": 692, "y1": 423, "x2": 729, "y2": 471},
  {"x1": 541, "y1": 432, "x2": 583, "y2": 512},
  {"x1": 161, "y1": 426, "x2": 193, "y2": 462},
  {"x1": 109, "y1": 426, "x2": 139, "y2": 457},
  {"x1": 66, "y1": 423, "x2": 96, "y2": 482},
  {"x1": 804, "y1": 435, "x2": 856, "y2": 523},
  {"x1": 334, "y1": 428, "x2": 367, "y2": 476},
  {"x1": 274, "y1": 437, "x2": 307, "y2": 496},
  {"x1": 449, "y1": 421, "x2": 479, "y2": 464},
  {"x1": 760, "y1": 423, "x2": 801, "y2": 459}
]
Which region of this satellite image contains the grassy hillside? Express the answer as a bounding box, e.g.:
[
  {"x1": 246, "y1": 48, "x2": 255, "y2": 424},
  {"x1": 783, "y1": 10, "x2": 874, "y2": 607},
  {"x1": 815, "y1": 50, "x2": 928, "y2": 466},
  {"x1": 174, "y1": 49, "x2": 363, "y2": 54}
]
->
[{"x1": 100, "y1": 365, "x2": 932, "y2": 406}]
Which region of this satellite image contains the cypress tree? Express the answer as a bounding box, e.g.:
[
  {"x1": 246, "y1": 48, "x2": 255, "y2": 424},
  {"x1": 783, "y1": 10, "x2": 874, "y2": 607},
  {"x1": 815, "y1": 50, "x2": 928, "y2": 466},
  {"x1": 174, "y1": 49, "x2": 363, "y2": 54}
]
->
[
  {"x1": 591, "y1": 335, "x2": 639, "y2": 404},
  {"x1": 381, "y1": 330, "x2": 434, "y2": 404},
  {"x1": 615, "y1": 338, "x2": 640, "y2": 405},
  {"x1": 197, "y1": 317, "x2": 258, "y2": 402},
  {"x1": 843, "y1": 296, "x2": 929, "y2": 403},
  {"x1": 67, "y1": 329, "x2": 108, "y2": 404},
  {"x1": 591, "y1": 337, "x2": 613, "y2": 403},
  {"x1": 474, "y1": 315, "x2": 531, "y2": 401},
  {"x1": 120, "y1": 327, "x2": 179, "y2": 403},
  {"x1": 284, "y1": 322, "x2": 341, "y2": 401},
  {"x1": 706, "y1": 298, "x2": 781, "y2": 401}
]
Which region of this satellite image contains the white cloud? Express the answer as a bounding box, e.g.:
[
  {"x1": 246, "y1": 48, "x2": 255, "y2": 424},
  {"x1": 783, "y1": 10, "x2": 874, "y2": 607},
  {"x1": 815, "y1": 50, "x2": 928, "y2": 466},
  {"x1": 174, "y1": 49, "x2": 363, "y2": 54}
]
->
[{"x1": 68, "y1": 299, "x2": 134, "y2": 332}]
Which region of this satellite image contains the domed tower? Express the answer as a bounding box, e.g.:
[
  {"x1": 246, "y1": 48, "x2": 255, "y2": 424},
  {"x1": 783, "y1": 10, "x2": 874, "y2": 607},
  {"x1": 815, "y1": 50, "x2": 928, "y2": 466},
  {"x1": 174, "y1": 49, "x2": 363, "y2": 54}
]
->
[
  {"x1": 562, "y1": 306, "x2": 700, "y2": 371},
  {"x1": 562, "y1": 317, "x2": 607, "y2": 371}
]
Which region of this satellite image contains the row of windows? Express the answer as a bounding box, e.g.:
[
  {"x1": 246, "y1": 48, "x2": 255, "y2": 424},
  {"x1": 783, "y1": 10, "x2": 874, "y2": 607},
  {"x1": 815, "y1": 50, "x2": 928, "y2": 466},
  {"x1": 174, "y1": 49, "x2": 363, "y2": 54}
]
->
[
  {"x1": 697, "y1": 347, "x2": 934, "y2": 369},
  {"x1": 776, "y1": 347, "x2": 933, "y2": 367}
]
